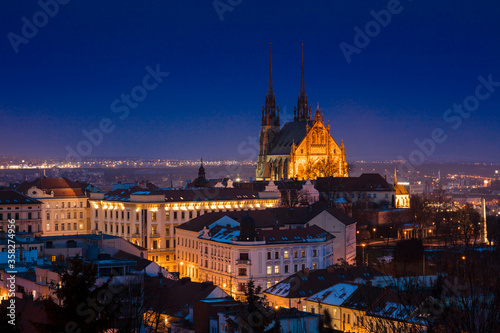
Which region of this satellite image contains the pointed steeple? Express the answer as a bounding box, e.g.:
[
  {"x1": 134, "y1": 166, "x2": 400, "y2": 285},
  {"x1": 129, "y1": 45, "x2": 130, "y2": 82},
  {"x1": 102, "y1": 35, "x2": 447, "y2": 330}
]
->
[
  {"x1": 295, "y1": 43, "x2": 311, "y2": 122},
  {"x1": 394, "y1": 168, "x2": 398, "y2": 185},
  {"x1": 268, "y1": 42, "x2": 273, "y2": 98},
  {"x1": 300, "y1": 43, "x2": 305, "y2": 98},
  {"x1": 262, "y1": 43, "x2": 279, "y2": 127}
]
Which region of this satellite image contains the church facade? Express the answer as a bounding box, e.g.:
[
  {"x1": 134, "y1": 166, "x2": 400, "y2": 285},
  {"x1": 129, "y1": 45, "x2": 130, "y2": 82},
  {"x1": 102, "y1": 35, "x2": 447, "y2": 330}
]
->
[{"x1": 256, "y1": 46, "x2": 348, "y2": 181}]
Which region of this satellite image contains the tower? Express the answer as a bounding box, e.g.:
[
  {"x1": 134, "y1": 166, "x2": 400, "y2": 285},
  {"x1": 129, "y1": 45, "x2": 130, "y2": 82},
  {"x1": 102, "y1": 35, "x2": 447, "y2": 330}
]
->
[
  {"x1": 294, "y1": 44, "x2": 312, "y2": 122},
  {"x1": 256, "y1": 43, "x2": 280, "y2": 179}
]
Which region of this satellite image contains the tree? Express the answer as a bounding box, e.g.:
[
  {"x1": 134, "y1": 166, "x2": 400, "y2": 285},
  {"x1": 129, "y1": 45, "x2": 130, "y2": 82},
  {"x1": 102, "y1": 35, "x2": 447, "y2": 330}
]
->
[
  {"x1": 226, "y1": 280, "x2": 276, "y2": 333},
  {"x1": 35, "y1": 256, "x2": 122, "y2": 333}
]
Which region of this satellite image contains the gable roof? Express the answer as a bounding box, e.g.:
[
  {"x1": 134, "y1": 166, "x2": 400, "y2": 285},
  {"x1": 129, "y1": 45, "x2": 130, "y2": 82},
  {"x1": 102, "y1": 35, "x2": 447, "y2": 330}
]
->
[
  {"x1": 0, "y1": 190, "x2": 42, "y2": 205},
  {"x1": 16, "y1": 177, "x2": 86, "y2": 197},
  {"x1": 268, "y1": 120, "x2": 313, "y2": 155}
]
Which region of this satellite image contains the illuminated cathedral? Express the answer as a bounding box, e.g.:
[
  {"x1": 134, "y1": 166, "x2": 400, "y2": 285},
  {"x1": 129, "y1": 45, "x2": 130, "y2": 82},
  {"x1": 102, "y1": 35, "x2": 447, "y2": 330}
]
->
[{"x1": 256, "y1": 45, "x2": 348, "y2": 181}]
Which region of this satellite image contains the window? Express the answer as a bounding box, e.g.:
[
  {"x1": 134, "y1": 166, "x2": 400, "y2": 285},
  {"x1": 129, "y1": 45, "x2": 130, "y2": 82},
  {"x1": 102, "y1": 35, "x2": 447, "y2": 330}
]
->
[
  {"x1": 127, "y1": 226, "x2": 130, "y2": 234},
  {"x1": 46, "y1": 223, "x2": 51, "y2": 231},
  {"x1": 121, "y1": 225, "x2": 124, "y2": 234},
  {"x1": 80, "y1": 212, "x2": 83, "y2": 219},
  {"x1": 267, "y1": 252, "x2": 271, "y2": 260},
  {"x1": 284, "y1": 265, "x2": 289, "y2": 273},
  {"x1": 301, "y1": 250, "x2": 306, "y2": 258},
  {"x1": 274, "y1": 265, "x2": 279, "y2": 274},
  {"x1": 80, "y1": 202, "x2": 83, "y2": 208},
  {"x1": 312, "y1": 249, "x2": 317, "y2": 257},
  {"x1": 294, "y1": 251, "x2": 298, "y2": 258},
  {"x1": 267, "y1": 266, "x2": 272, "y2": 275},
  {"x1": 189, "y1": 211, "x2": 193, "y2": 219},
  {"x1": 294, "y1": 264, "x2": 298, "y2": 272},
  {"x1": 153, "y1": 240, "x2": 158, "y2": 249},
  {"x1": 239, "y1": 253, "x2": 249, "y2": 260},
  {"x1": 166, "y1": 211, "x2": 170, "y2": 220},
  {"x1": 313, "y1": 263, "x2": 317, "y2": 269},
  {"x1": 136, "y1": 213, "x2": 139, "y2": 221},
  {"x1": 121, "y1": 211, "x2": 124, "y2": 219},
  {"x1": 115, "y1": 225, "x2": 118, "y2": 233},
  {"x1": 105, "y1": 211, "x2": 108, "y2": 218},
  {"x1": 284, "y1": 250, "x2": 289, "y2": 259},
  {"x1": 238, "y1": 268, "x2": 247, "y2": 276},
  {"x1": 166, "y1": 240, "x2": 170, "y2": 248},
  {"x1": 104, "y1": 224, "x2": 107, "y2": 232},
  {"x1": 275, "y1": 252, "x2": 279, "y2": 259},
  {"x1": 127, "y1": 211, "x2": 130, "y2": 220},
  {"x1": 181, "y1": 212, "x2": 185, "y2": 220},
  {"x1": 166, "y1": 226, "x2": 170, "y2": 235},
  {"x1": 115, "y1": 211, "x2": 118, "y2": 219},
  {"x1": 173, "y1": 212, "x2": 178, "y2": 220},
  {"x1": 61, "y1": 224, "x2": 65, "y2": 231},
  {"x1": 373, "y1": 193, "x2": 377, "y2": 198},
  {"x1": 152, "y1": 225, "x2": 157, "y2": 235},
  {"x1": 73, "y1": 223, "x2": 77, "y2": 230},
  {"x1": 28, "y1": 212, "x2": 32, "y2": 219},
  {"x1": 95, "y1": 210, "x2": 98, "y2": 218},
  {"x1": 152, "y1": 212, "x2": 157, "y2": 221},
  {"x1": 62, "y1": 202, "x2": 65, "y2": 208}
]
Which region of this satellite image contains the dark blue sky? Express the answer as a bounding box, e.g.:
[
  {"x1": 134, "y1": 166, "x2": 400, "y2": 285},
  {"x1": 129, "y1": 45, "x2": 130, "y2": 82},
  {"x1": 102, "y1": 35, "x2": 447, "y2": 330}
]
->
[{"x1": 1, "y1": 0, "x2": 499, "y2": 162}]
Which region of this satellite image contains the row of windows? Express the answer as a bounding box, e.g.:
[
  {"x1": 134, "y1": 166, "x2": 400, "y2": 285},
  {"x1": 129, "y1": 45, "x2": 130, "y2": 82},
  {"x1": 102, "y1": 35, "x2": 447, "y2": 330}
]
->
[
  {"x1": 0, "y1": 206, "x2": 36, "y2": 210},
  {"x1": 46, "y1": 202, "x2": 84, "y2": 209},
  {"x1": 0, "y1": 212, "x2": 38, "y2": 220},
  {"x1": 49, "y1": 222, "x2": 84, "y2": 232},
  {"x1": 46, "y1": 212, "x2": 83, "y2": 220},
  {"x1": 267, "y1": 263, "x2": 317, "y2": 275},
  {"x1": 266, "y1": 249, "x2": 318, "y2": 260},
  {"x1": 98, "y1": 210, "x2": 200, "y2": 222}
]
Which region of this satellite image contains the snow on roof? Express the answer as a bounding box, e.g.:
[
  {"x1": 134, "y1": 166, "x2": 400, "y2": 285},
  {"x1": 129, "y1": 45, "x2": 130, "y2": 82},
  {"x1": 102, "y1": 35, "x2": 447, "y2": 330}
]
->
[{"x1": 306, "y1": 283, "x2": 358, "y2": 306}]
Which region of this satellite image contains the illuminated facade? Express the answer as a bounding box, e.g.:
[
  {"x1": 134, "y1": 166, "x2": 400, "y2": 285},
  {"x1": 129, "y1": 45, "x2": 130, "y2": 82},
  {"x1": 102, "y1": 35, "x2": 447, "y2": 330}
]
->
[
  {"x1": 256, "y1": 46, "x2": 348, "y2": 181},
  {"x1": 0, "y1": 190, "x2": 42, "y2": 234},
  {"x1": 394, "y1": 169, "x2": 410, "y2": 208},
  {"x1": 175, "y1": 203, "x2": 356, "y2": 300},
  {"x1": 89, "y1": 187, "x2": 279, "y2": 272},
  {"x1": 16, "y1": 178, "x2": 90, "y2": 236}
]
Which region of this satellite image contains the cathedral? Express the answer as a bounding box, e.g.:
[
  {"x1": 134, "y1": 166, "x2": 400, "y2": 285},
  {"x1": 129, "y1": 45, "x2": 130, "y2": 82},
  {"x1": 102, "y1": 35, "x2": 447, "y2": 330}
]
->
[{"x1": 256, "y1": 46, "x2": 348, "y2": 181}]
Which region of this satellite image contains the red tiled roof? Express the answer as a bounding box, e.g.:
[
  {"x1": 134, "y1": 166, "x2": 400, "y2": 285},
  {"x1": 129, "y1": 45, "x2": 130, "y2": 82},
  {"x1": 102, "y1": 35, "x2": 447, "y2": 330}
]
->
[{"x1": 16, "y1": 177, "x2": 86, "y2": 197}]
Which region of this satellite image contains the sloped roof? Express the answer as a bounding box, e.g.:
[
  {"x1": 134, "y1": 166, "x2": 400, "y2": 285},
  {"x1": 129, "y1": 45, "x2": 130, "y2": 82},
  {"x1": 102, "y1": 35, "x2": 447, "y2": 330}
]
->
[
  {"x1": 395, "y1": 184, "x2": 409, "y2": 195},
  {"x1": 16, "y1": 177, "x2": 86, "y2": 197},
  {"x1": 113, "y1": 250, "x2": 153, "y2": 271},
  {"x1": 102, "y1": 187, "x2": 261, "y2": 203},
  {"x1": 144, "y1": 277, "x2": 222, "y2": 319},
  {"x1": 341, "y1": 283, "x2": 386, "y2": 310},
  {"x1": 316, "y1": 173, "x2": 393, "y2": 192},
  {"x1": 177, "y1": 201, "x2": 355, "y2": 232},
  {"x1": 0, "y1": 190, "x2": 42, "y2": 205},
  {"x1": 264, "y1": 266, "x2": 385, "y2": 299},
  {"x1": 268, "y1": 120, "x2": 313, "y2": 155}
]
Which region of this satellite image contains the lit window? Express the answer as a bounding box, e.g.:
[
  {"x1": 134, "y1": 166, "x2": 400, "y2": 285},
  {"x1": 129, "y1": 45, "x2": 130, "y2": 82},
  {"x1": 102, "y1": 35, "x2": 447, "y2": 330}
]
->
[
  {"x1": 284, "y1": 251, "x2": 289, "y2": 259},
  {"x1": 267, "y1": 266, "x2": 272, "y2": 275},
  {"x1": 274, "y1": 265, "x2": 279, "y2": 274}
]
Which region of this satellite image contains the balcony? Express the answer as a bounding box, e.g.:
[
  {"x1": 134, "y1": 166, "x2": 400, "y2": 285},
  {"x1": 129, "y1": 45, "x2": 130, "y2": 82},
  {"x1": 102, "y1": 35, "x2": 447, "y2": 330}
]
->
[
  {"x1": 236, "y1": 259, "x2": 251, "y2": 265},
  {"x1": 150, "y1": 233, "x2": 161, "y2": 238},
  {"x1": 131, "y1": 233, "x2": 141, "y2": 238}
]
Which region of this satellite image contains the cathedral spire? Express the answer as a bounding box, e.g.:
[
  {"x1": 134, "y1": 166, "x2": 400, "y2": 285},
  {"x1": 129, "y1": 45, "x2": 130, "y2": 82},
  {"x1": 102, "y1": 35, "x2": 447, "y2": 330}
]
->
[
  {"x1": 300, "y1": 43, "x2": 305, "y2": 99},
  {"x1": 268, "y1": 42, "x2": 273, "y2": 98}
]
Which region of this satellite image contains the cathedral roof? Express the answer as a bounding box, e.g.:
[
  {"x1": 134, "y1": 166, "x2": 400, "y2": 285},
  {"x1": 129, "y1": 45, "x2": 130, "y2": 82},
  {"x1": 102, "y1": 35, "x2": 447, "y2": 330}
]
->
[{"x1": 268, "y1": 120, "x2": 313, "y2": 156}]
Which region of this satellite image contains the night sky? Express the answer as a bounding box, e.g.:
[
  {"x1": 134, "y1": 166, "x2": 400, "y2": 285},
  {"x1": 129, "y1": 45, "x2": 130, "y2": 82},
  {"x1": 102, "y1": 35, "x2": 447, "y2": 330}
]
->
[{"x1": 1, "y1": 1, "x2": 499, "y2": 162}]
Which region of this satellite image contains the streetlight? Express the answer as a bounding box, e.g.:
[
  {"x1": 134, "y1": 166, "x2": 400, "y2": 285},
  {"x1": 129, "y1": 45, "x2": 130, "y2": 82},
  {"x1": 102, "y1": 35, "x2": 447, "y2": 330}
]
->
[
  {"x1": 361, "y1": 244, "x2": 366, "y2": 265},
  {"x1": 373, "y1": 228, "x2": 377, "y2": 239}
]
